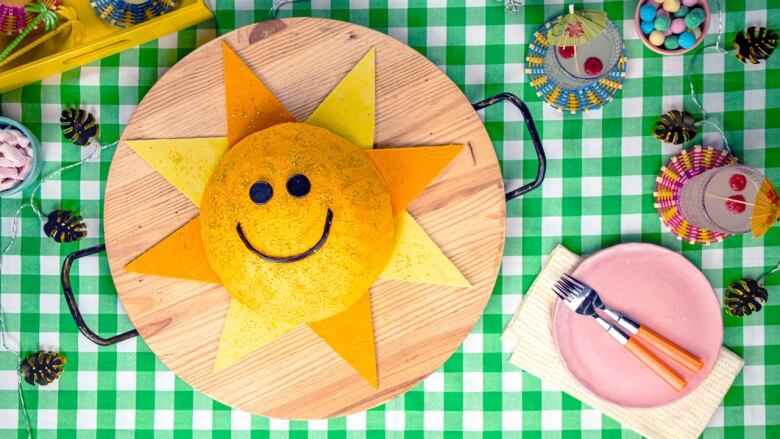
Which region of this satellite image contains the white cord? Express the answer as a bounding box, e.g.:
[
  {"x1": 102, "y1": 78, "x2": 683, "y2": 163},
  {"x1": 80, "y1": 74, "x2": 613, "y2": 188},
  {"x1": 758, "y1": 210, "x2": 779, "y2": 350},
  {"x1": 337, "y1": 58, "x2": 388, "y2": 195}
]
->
[
  {"x1": 0, "y1": 140, "x2": 117, "y2": 439},
  {"x1": 686, "y1": 0, "x2": 731, "y2": 153}
]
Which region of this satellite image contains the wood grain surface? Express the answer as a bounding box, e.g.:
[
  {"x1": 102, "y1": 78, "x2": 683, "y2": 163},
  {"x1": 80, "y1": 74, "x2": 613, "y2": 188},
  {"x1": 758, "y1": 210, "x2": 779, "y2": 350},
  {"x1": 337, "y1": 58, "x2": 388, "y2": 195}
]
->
[{"x1": 103, "y1": 18, "x2": 507, "y2": 419}]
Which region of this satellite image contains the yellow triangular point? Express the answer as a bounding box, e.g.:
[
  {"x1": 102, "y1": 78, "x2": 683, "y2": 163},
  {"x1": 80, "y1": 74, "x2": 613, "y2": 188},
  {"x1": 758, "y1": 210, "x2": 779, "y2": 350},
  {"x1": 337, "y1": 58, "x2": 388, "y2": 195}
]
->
[
  {"x1": 222, "y1": 43, "x2": 296, "y2": 147},
  {"x1": 365, "y1": 145, "x2": 463, "y2": 216},
  {"x1": 306, "y1": 48, "x2": 375, "y2": 149},
  {"x1": 125, "y1": 216, "x2": 222, "y2": 284},
  {"x1": 126, "y1": 137, "x2": 228, "y2": 207},
  {"x1": 379, "y1": 211, "x2": 470, "y2": 287},
  {"x1": 214, "y1": 299, "x2": 297, "y2": 372},
  {"x1": 308, "y1": 291, "x2": 377, "y2": 387}
]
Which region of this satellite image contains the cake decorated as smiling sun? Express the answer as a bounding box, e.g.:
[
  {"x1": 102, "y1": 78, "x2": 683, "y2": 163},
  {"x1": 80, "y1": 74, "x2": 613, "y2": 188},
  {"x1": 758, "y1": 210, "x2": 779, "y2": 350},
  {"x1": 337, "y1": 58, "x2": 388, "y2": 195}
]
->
[{"x1": 124, "y1": 43, "x2": 470, "y2": 387}]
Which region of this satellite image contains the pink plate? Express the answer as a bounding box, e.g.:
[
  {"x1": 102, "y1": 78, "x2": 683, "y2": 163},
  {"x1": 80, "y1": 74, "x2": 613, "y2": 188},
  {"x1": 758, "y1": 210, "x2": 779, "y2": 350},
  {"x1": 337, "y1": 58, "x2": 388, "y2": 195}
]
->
[{"x1": 552, "y1": 243, "x2": 723, "y2": 408}]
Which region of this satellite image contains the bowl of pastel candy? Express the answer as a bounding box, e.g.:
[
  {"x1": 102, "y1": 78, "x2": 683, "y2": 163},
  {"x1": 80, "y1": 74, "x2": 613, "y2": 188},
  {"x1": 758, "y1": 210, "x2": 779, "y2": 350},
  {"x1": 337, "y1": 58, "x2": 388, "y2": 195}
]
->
[
  {"x1": 0, "y1": 117, "x2": 42, "y2": 196},
  {"x1": 635, "y1": 0, "x2": 710, "y2": 55}
]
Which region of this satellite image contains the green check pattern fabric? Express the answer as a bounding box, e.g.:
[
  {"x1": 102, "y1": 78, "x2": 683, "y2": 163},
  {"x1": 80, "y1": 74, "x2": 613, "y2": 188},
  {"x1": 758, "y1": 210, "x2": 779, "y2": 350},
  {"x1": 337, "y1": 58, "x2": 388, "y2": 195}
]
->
[{"x1": 0, "y1": 0, "x2": 778, "y2": 437}]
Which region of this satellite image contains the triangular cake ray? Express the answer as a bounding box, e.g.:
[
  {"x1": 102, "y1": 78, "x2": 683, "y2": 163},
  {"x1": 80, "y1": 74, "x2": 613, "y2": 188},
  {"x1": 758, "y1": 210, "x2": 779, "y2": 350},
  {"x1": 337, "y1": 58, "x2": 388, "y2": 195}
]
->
[
  {"x1": 308, "y1": 291, "x2": 378, "y2": 387},
  {"x1": 126, "y1": 137, "x2": 228, "y2": 207},
  {"x1": 365, "y1": 144, "x2": 463, "y2": 216},
  {"x1": 379, "y1": 211, "x2": 470, "y2": 287},
  {"x1": 223, "y1": 42, "x2": 295, "y2": 147},
  {"x1": 214, "y1": 299, "x2": 297, "y2": 372},
  {"x1": 125, "y1": 216, "x2": 221, "y2": 284},
  {"x1": 306, "y1": 48, "x2": 375, "y2": 149}
]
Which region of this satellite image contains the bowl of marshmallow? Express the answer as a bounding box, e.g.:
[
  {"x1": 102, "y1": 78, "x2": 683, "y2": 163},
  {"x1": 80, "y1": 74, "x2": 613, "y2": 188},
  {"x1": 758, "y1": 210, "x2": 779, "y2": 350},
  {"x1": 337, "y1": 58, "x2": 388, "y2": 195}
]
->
[
  {"x1": 635, "y1": 0, "x2": 710, "y2": 55},
  {"x1": 0, "y1": 117, "x2": 42, "y2": 196}
]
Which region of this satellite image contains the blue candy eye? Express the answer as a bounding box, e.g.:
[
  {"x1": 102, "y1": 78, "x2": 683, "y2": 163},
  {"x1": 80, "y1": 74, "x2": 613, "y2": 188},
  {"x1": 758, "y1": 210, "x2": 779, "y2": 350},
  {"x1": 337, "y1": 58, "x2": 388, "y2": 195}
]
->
[
  {"x1": 249, "y1": 181, "x2": 273, "y2": 204},
  {"x1": 287, "y1": 174, "x2": 311, "y2": 198}
]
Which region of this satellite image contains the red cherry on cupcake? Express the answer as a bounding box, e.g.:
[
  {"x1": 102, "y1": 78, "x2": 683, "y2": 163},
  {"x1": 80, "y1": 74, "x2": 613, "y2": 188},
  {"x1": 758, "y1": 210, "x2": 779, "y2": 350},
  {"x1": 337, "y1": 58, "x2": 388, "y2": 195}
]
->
[
  {"x1": 584, "y1": 57, "x2": 603, "y2": 75},
  {"x1": 725, "y1": 195, "x2": 747, "y2": 214},
  {"x1": 729, "y1": 173, "x2": 747, "y2": 191},
  {"x1": 558, "y1": 46, "x2": 575, "y2": 59}
]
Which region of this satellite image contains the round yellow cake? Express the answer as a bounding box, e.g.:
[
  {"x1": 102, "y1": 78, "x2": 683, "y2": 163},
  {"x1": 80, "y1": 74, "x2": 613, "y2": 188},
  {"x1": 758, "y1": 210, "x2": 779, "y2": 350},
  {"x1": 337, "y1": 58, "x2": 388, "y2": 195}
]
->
[{"x1": 200, "y1": 123, "x2": 395, "y2": 323}]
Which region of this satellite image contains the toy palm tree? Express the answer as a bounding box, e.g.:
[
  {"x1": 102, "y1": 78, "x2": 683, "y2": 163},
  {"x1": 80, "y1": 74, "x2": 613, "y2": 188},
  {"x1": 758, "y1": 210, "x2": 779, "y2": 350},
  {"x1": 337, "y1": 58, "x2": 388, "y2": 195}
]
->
[{"x1": 0, "y1": 0, "x2": 59, "y2": 62}]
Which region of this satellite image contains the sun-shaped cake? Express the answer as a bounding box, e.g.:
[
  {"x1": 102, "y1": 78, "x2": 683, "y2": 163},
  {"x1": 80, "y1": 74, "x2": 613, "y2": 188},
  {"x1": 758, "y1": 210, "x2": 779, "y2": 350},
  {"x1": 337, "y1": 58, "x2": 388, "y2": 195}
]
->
[{"x1": 123, "y1": 43, "x2": 470, "y2": 387}]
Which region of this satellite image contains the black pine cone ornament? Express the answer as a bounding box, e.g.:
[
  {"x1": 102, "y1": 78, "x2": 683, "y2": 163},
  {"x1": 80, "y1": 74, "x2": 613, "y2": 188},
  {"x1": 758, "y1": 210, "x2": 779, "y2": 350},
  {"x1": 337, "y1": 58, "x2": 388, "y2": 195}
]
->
[
  {"x1": 60, "y1": 108, "x2": 99, "y2": 146},
  {"x1": 43, "y1": 210, "x2": 87, "y2": 243},
  {"x1": 725, "y1": 279, "x2": 769, "y2": 317},
  {"x1": 19, "y1": 351, "x2": 66, "y2": 386},
  {"x1": 733, "y1": 27, "x2": 778, "y2": 65},
  {"x1": 653, "y1": 110, "x2": 697, "y2": 144}
]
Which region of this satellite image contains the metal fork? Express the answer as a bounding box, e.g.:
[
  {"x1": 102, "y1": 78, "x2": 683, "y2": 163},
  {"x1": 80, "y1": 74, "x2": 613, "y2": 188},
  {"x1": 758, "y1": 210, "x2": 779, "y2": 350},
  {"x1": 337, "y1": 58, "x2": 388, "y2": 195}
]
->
[
  {"x1": 554, "y1": 276, "x2": 688, "y2": 392},
  {"x1": 558, "y1": 274, "x2": 703, "y2": 373}
]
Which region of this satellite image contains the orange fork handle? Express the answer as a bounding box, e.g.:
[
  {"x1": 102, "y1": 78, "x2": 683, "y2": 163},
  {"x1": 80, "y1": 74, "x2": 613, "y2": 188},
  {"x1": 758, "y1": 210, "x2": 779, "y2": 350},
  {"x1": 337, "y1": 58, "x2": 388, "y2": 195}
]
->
[
  {"x1": 636, "y1": 326, "x2": 704, "y2": 373},
  {"x1": 625, "y1": 338, "x2": 687, "y2": 392}
]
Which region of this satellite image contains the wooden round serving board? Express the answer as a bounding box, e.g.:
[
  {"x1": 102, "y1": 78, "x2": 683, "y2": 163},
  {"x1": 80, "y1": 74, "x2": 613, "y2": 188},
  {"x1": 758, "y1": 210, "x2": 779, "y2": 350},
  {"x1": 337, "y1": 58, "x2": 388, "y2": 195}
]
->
[{"x1": 104, "y1": 18, "x2": 506, "y2": 419}]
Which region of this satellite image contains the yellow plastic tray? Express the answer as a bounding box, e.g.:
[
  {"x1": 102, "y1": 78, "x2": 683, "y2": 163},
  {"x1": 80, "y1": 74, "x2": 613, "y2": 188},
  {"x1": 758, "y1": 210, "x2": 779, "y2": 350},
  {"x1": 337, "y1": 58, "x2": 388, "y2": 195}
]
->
[{"x1": 0, "y1": 0, "x2": 212, "y2": 93}]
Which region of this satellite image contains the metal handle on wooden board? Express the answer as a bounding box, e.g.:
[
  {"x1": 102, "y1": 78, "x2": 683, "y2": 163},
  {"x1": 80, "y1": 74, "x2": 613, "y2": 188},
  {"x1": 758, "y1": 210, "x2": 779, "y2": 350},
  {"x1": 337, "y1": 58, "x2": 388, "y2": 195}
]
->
[
  {"x1": 61, "y1": 244, "x2": 139, "y2": 346},
  {"x1": 472, "y1": 92, "x2": 547, "y2": 201}
]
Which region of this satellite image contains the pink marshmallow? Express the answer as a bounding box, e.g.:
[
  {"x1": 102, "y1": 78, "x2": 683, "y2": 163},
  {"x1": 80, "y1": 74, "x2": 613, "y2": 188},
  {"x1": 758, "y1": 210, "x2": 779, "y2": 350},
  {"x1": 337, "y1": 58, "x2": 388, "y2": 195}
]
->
[
  {"x1": 16, "y1": 159, "x2": 31, "y2": 181},
  {"x1": 0, "y1": 166, "x2": 18, "y2": 179},
  {"x1": 656, "y1": 8, "x2": 670, "y2": 17},
  {"x1": 671, "y1": 18, "x2": 687, "y2": 34},
  {"x1": 665, "y1": 28, "x2": 674, "y2": 36},
  {"x1": 0, "y1": 143, "x2": 26, "y2": 166},
  {"x1": 0, "y1": 178, "x2": 19, "y2": 191},
  {"x1": 7, "y1": 129, "x2": 30, "y2": 149},
  {"x1": 682, "y1": 0, "x2": 698, "y2": 6}
]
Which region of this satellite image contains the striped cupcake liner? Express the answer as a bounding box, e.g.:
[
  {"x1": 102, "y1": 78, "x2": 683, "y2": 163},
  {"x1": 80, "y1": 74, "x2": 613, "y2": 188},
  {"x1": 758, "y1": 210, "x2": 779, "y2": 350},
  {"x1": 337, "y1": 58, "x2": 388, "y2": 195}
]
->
[
  {"x1": 526, "y1": 15, "x2": 627, "y2": 114},
  {"x1": 90, "y1": 0, "x2": 177, "y2": 28},
  {"x1": 654, "y1": 146, "x2": 738, "y2": 245},
  {"x1": 0, "y1": 0, "x2": 58, "y2": 35}
]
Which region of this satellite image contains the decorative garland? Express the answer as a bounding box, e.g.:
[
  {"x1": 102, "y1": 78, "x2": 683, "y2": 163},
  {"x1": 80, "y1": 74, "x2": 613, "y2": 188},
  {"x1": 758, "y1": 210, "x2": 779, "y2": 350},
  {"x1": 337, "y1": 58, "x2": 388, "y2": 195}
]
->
[
  {"x1": 650, "y1": 1, "x2": 778, "y2": 317},
  {"x1": 0, "y1": 109, "x2": 116, "y2": 438}
]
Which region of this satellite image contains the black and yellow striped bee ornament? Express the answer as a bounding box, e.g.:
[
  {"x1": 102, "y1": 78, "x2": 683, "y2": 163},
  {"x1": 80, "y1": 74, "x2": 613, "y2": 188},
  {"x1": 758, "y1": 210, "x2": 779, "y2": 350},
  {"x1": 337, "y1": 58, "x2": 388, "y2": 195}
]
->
[
  {"x1": 19, "y1": 351, "x2": 66, "y2": 386},
  {"x1": 733, "y1": 27, "x2": 778, "y2": 65},
  {"x1": 43, "y1": 210, "x2": 87, "y2": 243},
  {"x1": 653, "y1": 110, "x2": 697, "y2": 145}
]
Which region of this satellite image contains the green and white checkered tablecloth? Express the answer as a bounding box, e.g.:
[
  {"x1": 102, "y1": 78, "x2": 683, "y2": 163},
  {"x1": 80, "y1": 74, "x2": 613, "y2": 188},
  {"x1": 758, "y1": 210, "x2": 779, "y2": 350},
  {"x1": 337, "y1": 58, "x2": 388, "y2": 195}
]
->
[{"x1": 1, "y1": 0, "x2": 778, "y2": 437}]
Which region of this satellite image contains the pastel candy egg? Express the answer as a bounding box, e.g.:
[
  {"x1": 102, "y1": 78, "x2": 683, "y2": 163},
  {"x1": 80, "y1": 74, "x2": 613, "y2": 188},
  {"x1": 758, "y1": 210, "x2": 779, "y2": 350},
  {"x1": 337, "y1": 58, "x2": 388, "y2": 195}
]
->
[
  {"x1": 674, "y1": 5, "x2": 689, "y2": 17},
  {"x1": 649, "y1": 30, "x2": 666, "y2": 46},
  {"x1": 654, "y1": 15, "x2": 671, "y2": 31},
  {"x1": 671, "y1": 17, "x2": 686, "y2": 33},
  {"x1": 663, "y1": 0, "x2": 681, "y2": 13},
  {"x1": 652, "y1": 0, "x2": 664, "y2": 3},
  {"x1": 640, "y1": 3, "x2": 657, "y2": 21},
  {"x1": 685, "y1": 7, "x2": 706, "y2": 28},
  {"x1": 681, "y1": 0, "x2": 697, "y2": 6},
  {"x1": 691, "y1": 26, "x2": 702, "y2": 38},
  {"x1": 664, "y1": 35, "x2": 680, "y2": 50},
  {"x1": 665, "y1": 28, "x2": 674, "y2": 36},
  {"x1": 678, "y1": 31, "x2": 696, "y2": 49},
  {"x1": 656, "y1": 8, "x2": 669, "y2": 17},
  {"x1": 641, "y1": 20, "x2": 655, "y2": 35}
]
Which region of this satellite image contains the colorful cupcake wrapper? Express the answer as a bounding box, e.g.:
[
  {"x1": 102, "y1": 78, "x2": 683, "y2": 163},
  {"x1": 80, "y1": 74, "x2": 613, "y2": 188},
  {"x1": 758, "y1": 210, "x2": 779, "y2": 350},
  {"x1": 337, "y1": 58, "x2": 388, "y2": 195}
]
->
[
  {"x1": 0, "y1": 0, "x2": 58, "y2": 35},
  {"x1": 526, "y1": 15, "x2": 627, "y2": 114},
  {"x1": 90, "y1": 0, "x2": 177, "y2": 28},
  {"x1": 653, "y1": 146, "x2": 738, "y2": 245}
]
